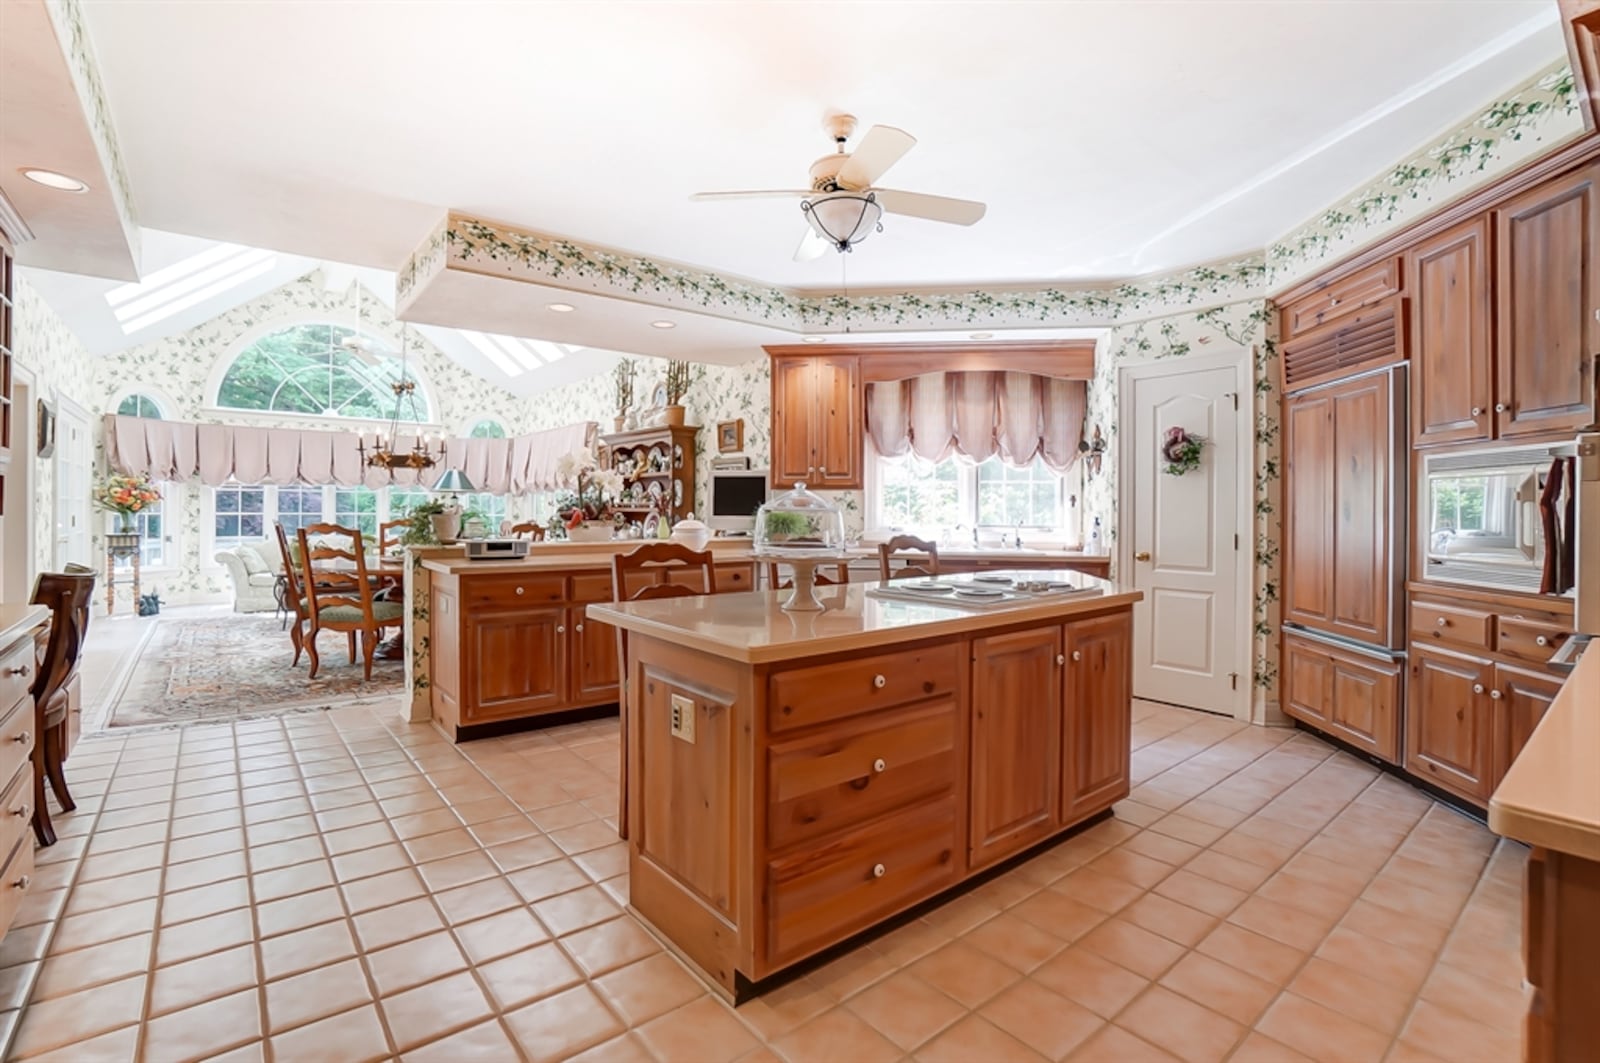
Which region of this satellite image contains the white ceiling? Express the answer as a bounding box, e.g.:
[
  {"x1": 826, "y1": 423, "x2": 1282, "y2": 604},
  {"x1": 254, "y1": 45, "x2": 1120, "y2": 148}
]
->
[{"x1": 79, "y1": 0, "x2": 1565, "y2": 291}]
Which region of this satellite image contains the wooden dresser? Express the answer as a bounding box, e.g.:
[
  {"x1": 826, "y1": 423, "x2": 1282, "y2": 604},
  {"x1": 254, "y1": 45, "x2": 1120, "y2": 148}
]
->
[{"x1": 0, "y1": 605, "x2": 51, "y2": 943}]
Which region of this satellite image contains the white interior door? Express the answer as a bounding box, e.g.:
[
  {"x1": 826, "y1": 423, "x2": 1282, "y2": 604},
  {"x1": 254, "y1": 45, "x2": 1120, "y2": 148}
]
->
[
  {"x1": 54, "y1": 402, "x2": 91, "y2": 569},
  {"x1": 1121, "y1": 356, "x2": 1249, "y2": 717},
  {"x1": 1, "y1": 377, "x2": 33, "y2": 602}
]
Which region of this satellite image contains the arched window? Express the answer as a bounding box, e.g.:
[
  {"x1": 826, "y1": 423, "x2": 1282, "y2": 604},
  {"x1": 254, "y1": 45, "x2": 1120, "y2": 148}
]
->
[
  {"x1": 116, "y1": 393, "x2": 165, "y2": 419},
  {"x1": 468, "y1": 418, "x2": 507, "y2": 439},
  {"x1": 215, "y1": 323, "x2": 431, "y2": 421}
]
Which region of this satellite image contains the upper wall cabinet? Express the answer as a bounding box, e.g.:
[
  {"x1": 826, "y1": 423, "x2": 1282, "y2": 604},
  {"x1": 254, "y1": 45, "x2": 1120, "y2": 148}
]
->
[
  {"x1": 769, "y1": 354, "x2": 862, "y2": 491},
  {"x1": 0, "y1": 235, "x2": 12, "y2": 476},
  {"x1": 1561, "y1": 0, "x2": 1600, "y2": 132},
  {"x1": 1408, "y1": 216, "x2": 1493, "y2": 447},
  {"x1": 1495, "y1": 163, "x2": 1600, "y2": 440},
  {"x1": 1281, "y1": 257, "x2": 1400, "y2": 341}
]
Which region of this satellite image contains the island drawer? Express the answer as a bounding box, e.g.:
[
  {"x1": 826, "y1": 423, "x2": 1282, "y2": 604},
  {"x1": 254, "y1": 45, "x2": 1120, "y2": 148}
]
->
[
  {"x1": 462, "y1": 575, "x2": 566, "y2": 609},
  {"x1": 768, "y1": 645, "x2": 961, "y2": 732},
  {"x1": 764, "y1": 795, "x2": 958, "y2": 968},
  {"x1": 0, "y1": 766, "x2": 30, "y2": 877},
  {"x1": 0, "y1": 638, "x2": 32, "y2": 725},
  {"x1": 1411, "y1": 597, "x2": 1493, "y2": 652},
  {"x1": 767, "y1": 700, "x2": 958, "y2": 850},
  {"x1": 0, "y1": 694, "x2": 32, "y2": 795},
  {"x1": 1495, "y1": 615, "x2": 1570, "y2": 665}
]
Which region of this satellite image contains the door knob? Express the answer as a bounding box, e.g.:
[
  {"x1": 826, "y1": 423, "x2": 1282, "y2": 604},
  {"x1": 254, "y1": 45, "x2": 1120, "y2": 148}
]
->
[
  {"x1": 1135, "y1": 552, "x2": 1152, "y2": 562},
  {"x1": 1470, "y1": 407, "x2": 1483, "y2": 417}
]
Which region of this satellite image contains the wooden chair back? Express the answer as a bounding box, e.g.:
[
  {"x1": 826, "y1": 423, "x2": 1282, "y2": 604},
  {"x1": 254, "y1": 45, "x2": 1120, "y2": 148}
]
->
[
  {"x1": 274, "y1": 523, "x2": 308, "y2": 622},
  {"x1": 378, "y1": 518, "x2": 409, "y2": 553},
  {"x1": 508, "y1": 522, "x2": 546, "y2": 542},
  {"x1": 765, "y1": 561, "x2": 849, "y2": 590},
  {"x1": 29, "y1": 571, "x2": 95, "y2": 719},
  {"x1": 611, "y1": 541, "x2": 716, "y2": 601},
  {"x1": 297, "y1": 523, "x2": 377, "y2": 621},
  {"x1": 878, "y1": 535, "x2": 940, "y2": 581}
]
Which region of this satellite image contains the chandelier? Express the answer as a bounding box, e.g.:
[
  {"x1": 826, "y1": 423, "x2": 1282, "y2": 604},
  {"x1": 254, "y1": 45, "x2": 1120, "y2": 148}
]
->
[
  {"x1": 801, "y1": 191, "x2": 883, "y2": 252},
  {"x1": 357, "y1": 327, "x2": 445, "y2": 471}
]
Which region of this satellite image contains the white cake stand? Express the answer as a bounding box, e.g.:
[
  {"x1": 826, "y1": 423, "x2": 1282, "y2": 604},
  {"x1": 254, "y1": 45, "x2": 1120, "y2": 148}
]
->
[{"x1": 759, "y1": 549, "x2": 847, "y2": 612}]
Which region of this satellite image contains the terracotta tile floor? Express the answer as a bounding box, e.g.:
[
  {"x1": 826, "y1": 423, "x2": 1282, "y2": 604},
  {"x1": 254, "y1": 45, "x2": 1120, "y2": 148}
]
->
[{"x1": 2, "y1": 699, "x2": 1527, "y2": 1062}]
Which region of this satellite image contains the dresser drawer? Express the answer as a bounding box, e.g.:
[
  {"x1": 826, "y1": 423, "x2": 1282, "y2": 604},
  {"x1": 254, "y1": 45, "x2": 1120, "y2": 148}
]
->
[
  {"x1": 461, "y1": 574, "x2": 565, "y2": 610},
  {"x1": 1285, "y1": 257, "x2": 1401, "y2": 337},
  {"x1": 1411, "y1": 598, "x2": 1494, "y2": 652},
  {"x1": 769, "y1": 645, "x2": 961, "y2": 733},
  {"x1": 765, "y1": 796, "x2": 958, "y2": 967},
  {"x1": 0, "y1": 694, "x2": 33, "y2": 794},
  {"x1": 0, "y1": 638, "x2": 33, "y2": 722},
  {"x1": 0, "y1": 766, "x2": 31, "y2": 880},
  {"x1": 0, "y1": 829, "x2": 35, "y2": 939},
  {"x1": 768, "y1": 700, "x2": 958, "y2": 851},
  {"x1": 1495, "y1": 615, "x2": 1571, "y2": 665}
]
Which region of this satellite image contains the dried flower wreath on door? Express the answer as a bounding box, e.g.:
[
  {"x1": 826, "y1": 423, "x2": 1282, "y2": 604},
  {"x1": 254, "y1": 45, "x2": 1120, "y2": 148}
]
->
[{"x1": 1161, "y1": 427, "x2": 1206, "y2": 476}]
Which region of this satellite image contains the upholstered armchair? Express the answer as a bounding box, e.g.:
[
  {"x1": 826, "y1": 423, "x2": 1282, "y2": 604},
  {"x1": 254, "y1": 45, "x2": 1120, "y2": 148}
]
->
[{"x1": 214, "y1": 541, "x2": 282, "y2": 613}]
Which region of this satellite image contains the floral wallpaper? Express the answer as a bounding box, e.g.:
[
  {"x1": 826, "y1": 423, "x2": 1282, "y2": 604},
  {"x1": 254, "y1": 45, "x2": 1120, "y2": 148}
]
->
[
  {"x1": 402, "y1": 61, "x2": 1580, "y2": 341},
  {"x1": 86, "y1": 270, "x2": 532, "y2": 603},
  {"x1": 1085, "y1": 300, "x2": 1282, "y2": 723},
  {"x1": 9, "y1": 276, "x2": 97, "y2": 585}
]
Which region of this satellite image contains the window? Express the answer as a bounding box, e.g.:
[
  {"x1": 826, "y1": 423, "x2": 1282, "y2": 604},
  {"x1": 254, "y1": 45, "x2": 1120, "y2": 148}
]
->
[
  {"x1": 465, "y1": 493, "x2": 508, "y2": 533},
  {"x1": 116, "y1": 393, "x2": 164, "y2": 419},
  {"x1": 869, "y1": 445, "x2": 1076, "y2": 542},
  {"x1": 387, "y1": 487, "x2": 431, "y2": 519},
  {"x1": 333, "y1": 487, "x2": 379, "y2": 538},
  {"x1": 275, "y1": 485, "x2": 323, "y2": 537},
  {"x1": 216, "y1": 323, "x2": 431, "y2": 422},
  {"x1": 108, "y1": 490, "x2": 170, "y2": 568},
  {"x1": 1432, "y1": 477, "x2": 1488, "y2": 534},
  {"x1": 213, "y1": 485, "x2": 267, "y2": 549},
  {"x1": 468, "y1": 418, "x2": 507, "y2": 439}
]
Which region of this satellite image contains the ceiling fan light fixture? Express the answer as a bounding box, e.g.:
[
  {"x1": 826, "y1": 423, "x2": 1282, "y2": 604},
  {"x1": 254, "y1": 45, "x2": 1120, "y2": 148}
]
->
[{"x1": 802, "y1": 192, "x2": 882, "y2": 252}]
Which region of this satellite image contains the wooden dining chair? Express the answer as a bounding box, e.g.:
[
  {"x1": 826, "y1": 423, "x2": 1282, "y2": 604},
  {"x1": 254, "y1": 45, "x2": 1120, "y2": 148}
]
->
[
  {"x1": 274, "y1": 523, "x2": 313, "y2": 667},
  {"x1": 507, "y1": 522, "x2": 546, "y2": 541},
  {"x1": 609, "y1": 542, "x2": 717, "y2": 840},
  {"x1": 378, "y1": 518, "x2": 410, "y2": 554},
  {"x1": 28, "y1": 570, "x2": 95, "y2": 846},
  {"x1": 766, "y1": 560, "x2": 849, "y2": 590},
  {"x1": 878, "y1": 535, "x2": 941, "y2": 581},
  {"x1": 297, "y1": 523, "x2": 403, "y2": 680}
]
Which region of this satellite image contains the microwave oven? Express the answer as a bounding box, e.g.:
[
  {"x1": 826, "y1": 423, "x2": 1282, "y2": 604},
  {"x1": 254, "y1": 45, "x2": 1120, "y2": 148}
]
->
[{"x1": 1420, "y1": 443, "x2": 1570, "y2": 593}]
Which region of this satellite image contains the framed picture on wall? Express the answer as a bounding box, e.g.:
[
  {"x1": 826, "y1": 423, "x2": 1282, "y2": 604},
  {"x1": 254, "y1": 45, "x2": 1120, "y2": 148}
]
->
[
  {"x1": 717, "y1": 419, "x2": 744, "y2": 453},
  {"x1": 36, "y1": 399, "x2": 56, "y2": 459}
]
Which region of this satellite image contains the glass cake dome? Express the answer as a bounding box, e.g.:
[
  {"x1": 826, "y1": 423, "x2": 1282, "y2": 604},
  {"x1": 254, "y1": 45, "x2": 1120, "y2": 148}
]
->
[{"x1": 752, "y1": 482, "x2": 846, "y2": 558}]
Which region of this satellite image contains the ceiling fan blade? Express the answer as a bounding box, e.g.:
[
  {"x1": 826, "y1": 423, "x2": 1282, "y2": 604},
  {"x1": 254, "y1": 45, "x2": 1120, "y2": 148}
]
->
[
  {"x1": 794, "y1": 228, "x2": 830, "y2": 262},
  {"x1": 874, "y1": 188, "x2": 987, "y2": 226},
  {"x1": 690, "y1": 190, "x2": 814, "y2": 201},
  {"x1": 837, "y1": 125, "x2": 916, "y2": 189}
]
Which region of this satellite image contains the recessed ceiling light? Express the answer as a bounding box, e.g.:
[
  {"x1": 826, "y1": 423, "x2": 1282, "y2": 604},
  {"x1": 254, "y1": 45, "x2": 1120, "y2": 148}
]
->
[
  {"x1": 21, "y1": 168, "x2": 88, "y2": 193},
  {"x1": 969, "y1": 332, "x2": 994, "y2": 340},
  {"x1": 547, "y1": 302, "x2": 576, "y2": 313},
  {"x1": 650, "y1": 320, "x2": 676, "y2": 329},
  {"x1": 802, "y1": 336, "x2": 826, "y2": 344}
]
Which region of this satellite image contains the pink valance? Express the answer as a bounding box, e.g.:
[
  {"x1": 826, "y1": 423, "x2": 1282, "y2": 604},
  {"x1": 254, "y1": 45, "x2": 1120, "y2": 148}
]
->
[
  {"x1": 863, "y1": 371, "x2": 1086, "y2": 473},
  {"x1": 102, "y1": 415, "x2": 596, "y2": 493}
]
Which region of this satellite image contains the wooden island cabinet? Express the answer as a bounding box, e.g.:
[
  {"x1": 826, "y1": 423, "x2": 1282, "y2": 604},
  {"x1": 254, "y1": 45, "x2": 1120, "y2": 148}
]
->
[{"x1": 589, "y1": 575, "x2": 1139, "y2": 998}]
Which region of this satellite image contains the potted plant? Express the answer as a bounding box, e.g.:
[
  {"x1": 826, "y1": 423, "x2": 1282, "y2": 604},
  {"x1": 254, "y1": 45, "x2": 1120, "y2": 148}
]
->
[
  {"x1": 555, "y1": 451, "x2": 625, "y2": 541},
  {"x1": 612, "y1": 359, "x2": 635, "y2": 432},
  {"x1": 662, "y1": 360, "x2": 691, "y2": 427},
  {"x1": 93, "y1": 472, "x2": 162, "y2": 534}
]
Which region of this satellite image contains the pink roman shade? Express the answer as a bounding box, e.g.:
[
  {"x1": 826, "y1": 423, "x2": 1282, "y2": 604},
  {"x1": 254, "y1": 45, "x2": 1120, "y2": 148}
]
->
[{"x1": 863, "y1": 372, "x2": 1086, "y2": 472}]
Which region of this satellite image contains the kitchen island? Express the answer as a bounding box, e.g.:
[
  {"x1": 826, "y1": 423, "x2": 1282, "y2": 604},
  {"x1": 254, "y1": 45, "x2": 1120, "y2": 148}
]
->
[{"x1": 588, "y1": 571, "x2": 1141, "y2": 999}]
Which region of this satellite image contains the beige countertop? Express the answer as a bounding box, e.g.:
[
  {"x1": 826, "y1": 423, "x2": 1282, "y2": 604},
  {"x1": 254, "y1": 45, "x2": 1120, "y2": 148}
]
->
[
  {"x1": 1489, "y1": 643, "x2": 1600, "y2": 860},
  {"x1": 587, "y1": 570, "x2": 1141, "y2": 665},
  {"x1": 0, "y1": 604, "x2": 50, "y2": 648},
  {"x1": 420, "y1": 539, "x2": 756, "y2": 575}
]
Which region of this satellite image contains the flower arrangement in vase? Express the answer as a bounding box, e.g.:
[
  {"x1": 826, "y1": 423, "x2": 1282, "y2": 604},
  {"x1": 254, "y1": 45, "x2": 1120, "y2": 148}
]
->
[
  {"x1": 94, "y1": 472, "x2": 162, "y2": 533},
  {"x1": 555, "y1": 451, "x2": 626, "y2": 540}
]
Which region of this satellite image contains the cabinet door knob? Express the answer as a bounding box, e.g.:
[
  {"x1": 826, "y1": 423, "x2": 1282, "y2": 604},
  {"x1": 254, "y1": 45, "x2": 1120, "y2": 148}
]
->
[
  {"x1": 1057, "y1": 654, "x2": 1066, "y2": 666},
  {"x1": 1495, "y1": 403, "x2": 1508, "y2": 413},
  {"x1": 1472, "y1": 683, "x2": 1485, "y2": 694},
  {"x1": 1470, "y1": 407, "x2": 1483, "y2": 417},
  {"x1": 871, "y1": 863, "x2": 886, "y2": 879},
  {"x1": 9, "y1": 804, "x2": 26, "y2": 820},
  {"x1": 1490, "y1": 689, "x2": 1504, "y2": 700},
  {"x1": 1436, "y1": 617, "x2": 1449, "y2": 627},
  {"x1": 3, "y1": 666, "x2": 26, "y2": 677},
  {"x1": 575, "y1": 623, "x2": 584, "y2": 633},
  {"x1": 1535, "y1": 635, "x2": 1550, "y2": 646},
  {"x1": 1329, "y1": 297, "x2": 1341, "y2": 307},
  {"x1": 556, "y1": 625, "x2": 565, "y2": 634},
  {"x1": 11, "y1": 732, "x2": 28, "y2": 746},
  {"x1": 1134, "y1": 551, "x2": 1152, "y2": 562},
  {"x1": 11, "y1": 875, "x2": 27, "y2": 891},
  {"x1": 872, "y1": 758, "x2": 886, "y2": 773},
  {"x1": 1072, "y1": 650, "x2": 1083, "y2": 662},
  {"x1": 872, "y1": 674, "x2": 886, "y2": 689},
  {"x1": 515, "y1": 586, "x2": 525, "y2": 596}
]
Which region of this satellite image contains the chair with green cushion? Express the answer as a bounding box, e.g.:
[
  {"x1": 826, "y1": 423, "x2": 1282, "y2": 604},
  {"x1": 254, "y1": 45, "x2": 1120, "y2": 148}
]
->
[
  {"x1": 274, "y1": 523, "x2": 313, "y2": 667},
  {"x1": 296, "y1": 522, "x2": 402, "y2": 680}
]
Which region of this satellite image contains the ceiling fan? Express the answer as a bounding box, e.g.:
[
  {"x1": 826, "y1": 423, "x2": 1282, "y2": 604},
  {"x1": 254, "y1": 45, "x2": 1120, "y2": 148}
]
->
[{"x1": 691, "y1": 113, "x2": 987, "y2": 261}]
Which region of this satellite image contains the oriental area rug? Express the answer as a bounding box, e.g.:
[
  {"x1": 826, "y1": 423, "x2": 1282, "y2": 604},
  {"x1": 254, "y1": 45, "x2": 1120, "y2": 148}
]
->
[{"x1": 107, "y1": 614, "x2": 404, "y2": 728}]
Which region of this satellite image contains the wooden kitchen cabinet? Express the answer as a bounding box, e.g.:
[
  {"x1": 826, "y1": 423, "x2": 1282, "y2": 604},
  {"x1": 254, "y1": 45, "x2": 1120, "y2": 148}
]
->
[
  {"x1": 970, "y1": 625, "x2": 1061, "y2": 870},
  {"x1": 1282, "y1": 632, "x2": 1401, "y2": 764},
  {"x1": 1061, "y1": 611, "x2": 1132, "y2": 821},
  {"x1": 1406, "y1": 646, "x2": 1495, "y2": 802},
  {"x1": 0, "y1": 236, "x2": 13, "y2": 480},
  {"x1": 1495, "y1": 162, "x2": 1600, "y2": 439},
  {"x1": 769, "y1": 354, "x2": 862, "y2": 490},
  {"x1": 1281, "y1": 370, "x2": 1403, "y2": 647},
  {"x1": 1408, "y1": 215, "x2": 1493, "y2": 446},
  {"x1": 1281, "y1": 256, "x2": 1400, "y2": 339},
  {"x1": 466, "y1": 606, "x2": 567, "y2": 721},
  {"x1": 1491, "y1": 662, "x2": 1563, "y2": 788}
]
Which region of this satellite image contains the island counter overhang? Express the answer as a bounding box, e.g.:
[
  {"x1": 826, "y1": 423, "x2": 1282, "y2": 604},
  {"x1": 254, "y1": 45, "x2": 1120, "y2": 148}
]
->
[{"x1": 588, "y1": 576, "x2": 1142, "y2": 999}]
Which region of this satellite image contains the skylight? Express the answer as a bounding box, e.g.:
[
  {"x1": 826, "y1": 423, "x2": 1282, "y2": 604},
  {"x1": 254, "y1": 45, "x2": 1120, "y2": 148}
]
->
[
  {"x1": 106, "y1": 244, "x2": 278, "y2": 333},
  {"x1": 458, "y1": 330, "x2": 576, "y2": 377}
]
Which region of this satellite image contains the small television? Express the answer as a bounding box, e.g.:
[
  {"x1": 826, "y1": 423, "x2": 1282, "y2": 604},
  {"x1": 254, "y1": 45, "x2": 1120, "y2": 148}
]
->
[{"x1": 708, "y1": 468, "x2": 770, "y2": 533}]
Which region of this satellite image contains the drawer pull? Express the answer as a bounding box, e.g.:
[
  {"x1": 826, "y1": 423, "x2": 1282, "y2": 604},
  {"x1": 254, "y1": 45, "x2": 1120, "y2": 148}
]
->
[
  {"x1": 556, "y1": 625, "x2": 565, "y2": 634},
  {"x1": 871, "y1": 863, "x2": 886, "y2": 879},
  {"x1": 9, "y1": 804, "x2": 26, "y2": 820},
  {"x1": 3, "y1": 666, "x2": 26, "y2": 677},
  {"x1": 515, "y1": 586, "x2": 525, "y2": 596},
  {"x1": 872, "y1": 675, "x2": 886, "y2": 689},
  {"x1": 1535, "y1": 635, "x2": 1551, "y2": 647},
  {"x1": 11, "y1": 731, "x2": 28, "y2": 746},
  {"x1": 872, "y1": 757, "x2": 886, "y2": 774},
  {"x1": 1473, "y1": 683, "x2": 1485, "y2": 695},
  {"x1": 11, "y1": 875, "x2": 27, "y2": 891},
  {"x1": 1436, "y1": 617, "x2": 1449, "y2": 627}
]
